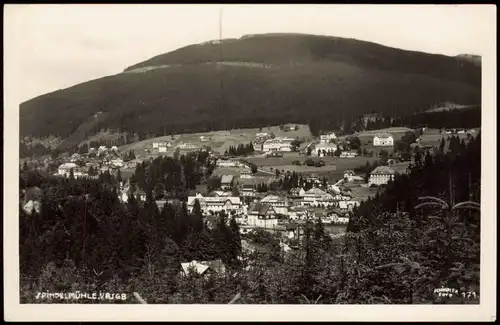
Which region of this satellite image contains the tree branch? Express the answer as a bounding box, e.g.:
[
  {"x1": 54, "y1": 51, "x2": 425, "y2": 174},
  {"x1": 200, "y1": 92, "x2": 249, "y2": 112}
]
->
[
  {"x1": 228, "y1": 292, "x2": 241, "y2": 304},
  {"x1": 415, "y1": 202, "x2": 446, "y2": 210},
  {"x1": 133, "y1": 292, "x2": 147, "y2": 304},
  {"x1": 418, "y1": 196, "x2": 449, "y2": 209}
]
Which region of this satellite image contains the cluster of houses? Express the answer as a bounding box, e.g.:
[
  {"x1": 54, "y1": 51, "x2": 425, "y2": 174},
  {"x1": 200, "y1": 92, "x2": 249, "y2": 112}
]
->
[
  {"x1": 114, "y1": 161, "x2": 372, "y2": 234},
  {"x1": 54, "y1": 145, "x2": 133, "y2": 179},
  {"x1": 444, "y1": 128, "x2": 475, "y2": 135},
  {"x1": 319, "y1": 132, "x2": 337, "y2": 144},
  {"x1": 177, "y1": 142, "x2": 199, "y2": 151},
  {"x1": 152, "y1": 141, "x2": 172, "y2": 153},
  {"x1": 313, "y1": 142, "x2": 338, "y2": 157},
  {"x1": 251, "y1": 133, "x2": 271, "y2": 150},
  {"x1": 183, "y1": 181, "x2": 361, "y2": 230},
  {"x1": 87, "y1": 145, "x2": 120, "y2": 156},
  {"x1": 281, "y1": 124, "x2": 299, "y2": 132},
  {"x1": 310, "y1": 132, "x2": 365, "y2": 158},
  {"x1": 151, "y1": 140, "x2": 200, "y2": 153},
  {"x1": 310, "y1": 130, "x2": 395, "y2": 157}
]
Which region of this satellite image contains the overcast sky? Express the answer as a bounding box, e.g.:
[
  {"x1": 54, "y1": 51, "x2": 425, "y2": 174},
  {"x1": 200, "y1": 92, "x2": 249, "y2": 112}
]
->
[{"x1": 4, "y1": 4, "x2": 495, "y2": 105}]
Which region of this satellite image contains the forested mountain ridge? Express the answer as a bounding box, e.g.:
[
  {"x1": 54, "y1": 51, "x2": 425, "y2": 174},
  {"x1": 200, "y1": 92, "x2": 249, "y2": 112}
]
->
[
  {"x1": 125, "y1": 33, "x2": 481, "y2": 86},
  {"x1": 20, "y1": 33, "x2": 481, "y2": 150}
]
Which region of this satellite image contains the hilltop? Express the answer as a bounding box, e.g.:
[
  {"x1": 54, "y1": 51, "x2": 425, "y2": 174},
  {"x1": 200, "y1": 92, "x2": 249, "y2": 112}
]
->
[
  {"x1": 20, "y1": 33, "x2": 481, "y2": 150},
  {"x1": 456, "y1": 53, "x2": 481, "y2": 66}
]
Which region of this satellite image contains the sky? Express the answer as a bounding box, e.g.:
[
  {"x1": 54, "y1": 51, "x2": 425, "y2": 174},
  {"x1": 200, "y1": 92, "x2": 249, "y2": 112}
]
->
[{"x1": 4, "y1": 4, "x2": 495, "y2": 105}]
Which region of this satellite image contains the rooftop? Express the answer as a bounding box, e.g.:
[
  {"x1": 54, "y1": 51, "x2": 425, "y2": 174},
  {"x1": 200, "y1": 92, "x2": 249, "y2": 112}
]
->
[
  {"x1": 261, "y1": 194, "x2": 289, "y2": 204},
  {"x1": 249, "y1": 202, "x2": 274, "y2": 215},
  {"x1": 374, "y1": 133, "x2": 393, "y2": 138},
  {"x1": 289, "y1": 187, "x2": 305, "y2": 195},
  {"x1": 180, "y1": 259, "x2": 225, "y2": 275},
  {"x1": 305, "y1": 188, "x2": 328, "y2": 196},
  {"x1": 315, "y1": 143, "x2": 337, "y2": 149},
  {"x1": 371, "y1": 166, "x2": 396, "y2": 175},
  {"x1": 187, "y1": 194, "x2": 241, "y2": 206},
  {"x1": 59, "y1": 162, "x2": 78, "y2": 169},
  {"x1": 221, "y1": 175, "x2": 234, "y2": 184}
]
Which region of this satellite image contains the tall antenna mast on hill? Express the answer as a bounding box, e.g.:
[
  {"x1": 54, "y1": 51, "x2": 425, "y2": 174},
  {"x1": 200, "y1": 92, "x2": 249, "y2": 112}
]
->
[{"x1": 218, "y1": 7, "x2": 226, "y2": 131}]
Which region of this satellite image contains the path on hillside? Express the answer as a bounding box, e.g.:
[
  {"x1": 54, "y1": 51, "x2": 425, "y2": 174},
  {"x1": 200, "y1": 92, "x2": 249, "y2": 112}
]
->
[
  {"x1": 257, "y1": 168, "x2": 276, "y2": 175},
  {"x1": 238, "y1": 153, "x2": 280, "y2": 175}
]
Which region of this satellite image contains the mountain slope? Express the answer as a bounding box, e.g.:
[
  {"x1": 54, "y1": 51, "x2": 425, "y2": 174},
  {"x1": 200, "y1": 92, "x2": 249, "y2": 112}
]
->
[
  {"x1": 125, "y1": 34, "x2": 480, "y2": 86},
  {"x1": 20, "y1": 33, "x2": 481, "y2": 149}
]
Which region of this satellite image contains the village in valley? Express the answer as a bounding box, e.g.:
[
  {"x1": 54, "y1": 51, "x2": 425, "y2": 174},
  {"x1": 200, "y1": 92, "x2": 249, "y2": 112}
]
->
[{"x1": 21, "y1": 112, "x2": 479, "y2": 255}]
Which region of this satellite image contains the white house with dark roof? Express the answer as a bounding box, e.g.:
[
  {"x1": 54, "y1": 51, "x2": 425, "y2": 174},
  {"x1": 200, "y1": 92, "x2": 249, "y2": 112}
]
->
[
  {"x1": 260, "y1": 194, "x2": 290, "y2": 215},
  {"x1": 305, "y1": 173, "x2": 322, "y2": 185},
  {"x1": 240, "y1": 184, "x2": 256, "y2": 198},
  {"x1": 319, "y1": 132, "x2": 337, "y2": 144},
  {"x1": 337, "y1": 200, "x2": 360, "y2": 213},
  {"x1": 180, "y1": 260, "x2": 226, "y2": 277},
  {"x1": 368, "y1": 166, "x2": 396, "y2": 186},
  {"x1": 373, "y1": 133, "x2": 394, "y2": 147},
  {"x1": 300, "y1": 188, "x2": 335, "y2": 207},
  {"x1": 262, "y1": 137, "x2": 294, "y2": 152},
  {"x1": 247, "y1": 202, "x2": 278, "y2": 228},
  {"x1": 58, "y1": 162, "x2": 79, "y2": 177},
  {"x1": 216, "y1": 159, "x2": 245, "y2": 168},
  {"x1": 287, "y1": 206, "x2": 313, "y2": 221},
  {"x1": 187, "y1": 193, "x2": 242, "y2": 215},
  {"x1": 240, "y1": 168, "x2": 253, "y2": 179}
]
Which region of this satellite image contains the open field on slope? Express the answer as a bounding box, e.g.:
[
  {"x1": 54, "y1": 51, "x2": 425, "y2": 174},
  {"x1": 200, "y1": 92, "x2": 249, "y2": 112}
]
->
[
  {"x1": 245, "y1": 152, "x2": 379, "y2": 181},
  {"x1": 354, "y1": 127, "x2": 414, "y2": 137},
  {"x1": 417, "y1": 127, "x2": 480, "y2": 147},
  {"x1": 118, "y1": 124, "x2": 312, "y2": 155},
  {"x1": 337, "y1": 127, "x2": 480, "y2": 156}
]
